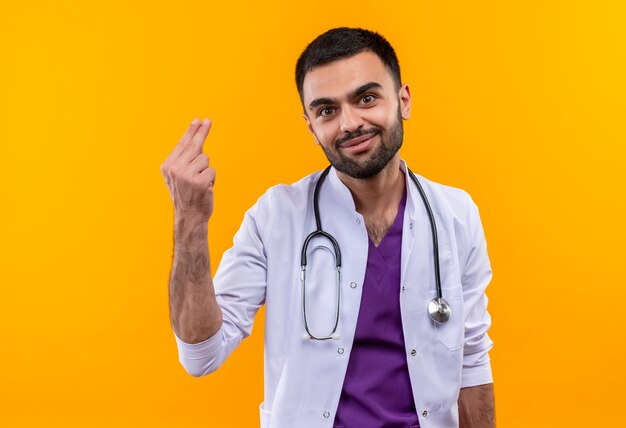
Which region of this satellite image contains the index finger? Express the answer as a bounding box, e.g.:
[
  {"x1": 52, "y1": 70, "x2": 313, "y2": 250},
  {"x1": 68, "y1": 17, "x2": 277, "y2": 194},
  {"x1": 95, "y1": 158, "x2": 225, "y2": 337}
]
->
[
  {"x1": 178, "y1": 118, "x2": 212, "y2": 164},
  {"x1": 165, "y1": 118, "x2": 202, "y2": 163}
]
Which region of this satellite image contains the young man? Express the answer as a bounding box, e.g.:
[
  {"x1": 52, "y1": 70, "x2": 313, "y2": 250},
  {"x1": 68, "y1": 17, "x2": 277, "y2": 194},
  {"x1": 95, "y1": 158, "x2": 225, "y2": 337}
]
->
[{"x1": 160, "y1": 28, "x2": 495, "y2": 428}]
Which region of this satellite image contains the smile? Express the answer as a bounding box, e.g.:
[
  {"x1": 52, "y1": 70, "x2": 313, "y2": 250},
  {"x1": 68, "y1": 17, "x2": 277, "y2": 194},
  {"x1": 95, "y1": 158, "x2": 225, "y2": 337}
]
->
[{"x1": 339, "y1": 133, "x2": 378, "y2": 154}]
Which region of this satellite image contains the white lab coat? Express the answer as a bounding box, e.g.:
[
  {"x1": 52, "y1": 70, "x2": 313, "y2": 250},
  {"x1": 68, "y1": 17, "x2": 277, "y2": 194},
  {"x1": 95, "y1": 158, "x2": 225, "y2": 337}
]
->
[{"x1": 174, "y1": 159, "x2": 494, "y2": 428}]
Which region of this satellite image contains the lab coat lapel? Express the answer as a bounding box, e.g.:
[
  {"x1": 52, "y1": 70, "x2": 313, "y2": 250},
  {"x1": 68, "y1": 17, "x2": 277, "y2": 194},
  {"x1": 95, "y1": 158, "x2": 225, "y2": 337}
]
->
[{"x1": 400, "y1": 160, "x2": 457, "y2": 301}]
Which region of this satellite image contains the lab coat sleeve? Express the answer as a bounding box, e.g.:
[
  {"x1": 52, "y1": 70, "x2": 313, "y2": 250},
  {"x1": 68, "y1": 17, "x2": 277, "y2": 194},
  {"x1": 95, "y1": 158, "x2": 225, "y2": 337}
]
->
[
  {"x1": 460, "y1": 195, "x2": 494, "y2": 388},
  {"x1": 173, "y1": 189, "x2": 274, "y2": 377}
]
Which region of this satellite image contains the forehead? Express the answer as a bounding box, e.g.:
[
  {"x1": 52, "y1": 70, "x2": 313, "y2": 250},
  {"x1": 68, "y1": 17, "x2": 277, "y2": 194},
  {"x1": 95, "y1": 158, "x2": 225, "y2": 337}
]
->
[{"x1": 301, "y1": 51, "x2": 394, "y2": 104}]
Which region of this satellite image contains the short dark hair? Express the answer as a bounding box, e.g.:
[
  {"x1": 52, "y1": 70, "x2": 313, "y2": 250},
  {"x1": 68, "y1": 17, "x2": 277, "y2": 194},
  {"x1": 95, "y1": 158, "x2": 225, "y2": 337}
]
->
[{"x1": 295, "y1": 27, "x2": 402, "y2": 103}]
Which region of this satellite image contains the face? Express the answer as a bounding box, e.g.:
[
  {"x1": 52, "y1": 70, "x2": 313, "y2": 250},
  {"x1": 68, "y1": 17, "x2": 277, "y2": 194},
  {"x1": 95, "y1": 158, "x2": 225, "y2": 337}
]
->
[{"x1": 302, "y1": 50, "x2": 411, "y2": 179}]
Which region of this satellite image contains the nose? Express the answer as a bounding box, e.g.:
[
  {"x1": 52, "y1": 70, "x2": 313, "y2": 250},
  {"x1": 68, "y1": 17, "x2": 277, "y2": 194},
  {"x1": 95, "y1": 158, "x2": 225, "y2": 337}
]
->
[{"x1": 339, "y1": 105, "x2": 364, "y2": 134}]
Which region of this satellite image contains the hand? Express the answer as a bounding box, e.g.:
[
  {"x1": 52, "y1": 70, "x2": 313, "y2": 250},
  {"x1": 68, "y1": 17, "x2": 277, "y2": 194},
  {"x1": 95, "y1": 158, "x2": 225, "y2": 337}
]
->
[{"x1": 161, "y1": 118, "x2": 216, "y2": 223}]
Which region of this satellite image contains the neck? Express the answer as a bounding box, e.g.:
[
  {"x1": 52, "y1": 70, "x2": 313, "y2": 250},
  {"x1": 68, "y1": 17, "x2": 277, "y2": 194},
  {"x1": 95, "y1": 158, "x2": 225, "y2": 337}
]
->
[{"x1": 335, "y1": 154, "x2": 405, "y2": 217}]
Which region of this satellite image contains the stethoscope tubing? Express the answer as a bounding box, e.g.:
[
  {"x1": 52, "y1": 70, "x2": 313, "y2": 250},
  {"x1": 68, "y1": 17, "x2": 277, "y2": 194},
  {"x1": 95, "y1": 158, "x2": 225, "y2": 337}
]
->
[
  {"x1": 300, "y1": 165, "x2": 450, "y2": 340},
  {"x1": 406, "y1": 169, "x2": 443, "y2": 303}
]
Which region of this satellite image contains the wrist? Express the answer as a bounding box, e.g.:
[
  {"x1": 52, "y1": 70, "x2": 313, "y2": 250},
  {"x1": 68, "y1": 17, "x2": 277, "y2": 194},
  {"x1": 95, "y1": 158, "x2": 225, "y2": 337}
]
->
[
  {"x1": 174, "y1": 210, "x2": 208, "y2": 228},
  {"x1": 174, "y1": 214, "x2": 209, "y2": 245}
]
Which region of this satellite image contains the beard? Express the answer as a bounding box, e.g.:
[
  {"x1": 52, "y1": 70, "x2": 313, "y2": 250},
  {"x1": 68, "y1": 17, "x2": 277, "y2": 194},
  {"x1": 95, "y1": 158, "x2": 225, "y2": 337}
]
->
[{"x1": 319, "y1": 108, "x2": 404, "y2": 179}]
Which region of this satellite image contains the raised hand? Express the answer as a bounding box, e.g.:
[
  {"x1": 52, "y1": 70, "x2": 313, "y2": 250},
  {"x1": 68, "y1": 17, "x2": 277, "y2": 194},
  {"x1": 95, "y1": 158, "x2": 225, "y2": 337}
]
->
[{"x1": 161, "y1": 118, "x2": 216, "y2": 223}]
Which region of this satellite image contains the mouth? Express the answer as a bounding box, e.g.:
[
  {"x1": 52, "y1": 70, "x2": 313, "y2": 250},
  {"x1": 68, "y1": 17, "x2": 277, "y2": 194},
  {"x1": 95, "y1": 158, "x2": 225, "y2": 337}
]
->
[{"x1": 339, "y1": 132, "x2": 378, "y2": 153}]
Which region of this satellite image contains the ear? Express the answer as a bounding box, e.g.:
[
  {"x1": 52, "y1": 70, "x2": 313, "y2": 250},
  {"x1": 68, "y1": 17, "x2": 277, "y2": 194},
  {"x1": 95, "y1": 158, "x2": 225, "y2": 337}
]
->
[
  {"x1": 302, "y1": 112, "x2": 321, "y2": 145},
  {"x1": 399, "y1": 84, "x2": 411, "y2": 120}
]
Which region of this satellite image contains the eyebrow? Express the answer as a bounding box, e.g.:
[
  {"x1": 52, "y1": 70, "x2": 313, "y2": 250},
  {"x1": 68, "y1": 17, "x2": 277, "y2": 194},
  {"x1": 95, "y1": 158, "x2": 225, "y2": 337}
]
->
[
  {"x1": 307, "y1": 81, "x2": 383, "y2": 111},
  {"x1": 350, "y1": 82, "x2": 383, "y2": 99}
]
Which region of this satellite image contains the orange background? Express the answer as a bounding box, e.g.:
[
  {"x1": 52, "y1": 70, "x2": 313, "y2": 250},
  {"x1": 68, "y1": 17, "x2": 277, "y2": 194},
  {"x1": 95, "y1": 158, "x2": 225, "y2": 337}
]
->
[{"x1": 1, "y1": 1, "x2": 625, "y2": 426}]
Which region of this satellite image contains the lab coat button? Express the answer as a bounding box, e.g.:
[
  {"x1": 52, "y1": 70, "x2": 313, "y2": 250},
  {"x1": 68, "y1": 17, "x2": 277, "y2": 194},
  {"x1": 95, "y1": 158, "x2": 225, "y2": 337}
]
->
[
  {"x1": 401, "y1": 286, "x2": 406, "y2": 292},
  {"x1": 409, "y1": 222, "x2": 414, "y2": 229},
  {"x1": 323, "y1": 411, "x2": 330, "y2": 418},
  {"x1": 350, "y1": 282, "x2": 357, "y2": 289},
  {"x1": 356, "y1": 218, "x2": 361, "y2": 225},
  {"x1": 410, "y1": 349, "x2": 417, "y2": 356},
  {"x1": 422, "y1": 410, "x2": 428, "y2": 417},
  {"x1": 337, "y1": 347, "x2": 344, "y2": 354}
]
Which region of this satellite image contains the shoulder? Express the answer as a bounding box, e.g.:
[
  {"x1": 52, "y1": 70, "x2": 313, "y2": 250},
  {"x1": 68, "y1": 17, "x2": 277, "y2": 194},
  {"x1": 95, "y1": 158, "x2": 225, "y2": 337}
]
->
[
  {"x1": 408, "y1": 171, "x2": 490, "y2": 270},
  {"x1": 241, "y1": 169, "x2": 324, "y2": 236},
  {"x1": 253, "y1": 169, "x2": 323, "y2": 213},
  {"x1": 408, "y1": 172, "x2": 488, "y2": 274},
  {"x1": 409, "y1": 171, "x2": 476, "y2": 217},
  {"x1": 407, "y1": 170, "x2": 484, "y2": 251}
]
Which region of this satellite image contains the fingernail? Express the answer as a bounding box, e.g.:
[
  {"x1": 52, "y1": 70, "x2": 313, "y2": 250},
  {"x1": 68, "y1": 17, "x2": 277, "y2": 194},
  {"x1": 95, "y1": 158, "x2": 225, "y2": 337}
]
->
[
  {"x1": 203, "y1": 118, "x2": 210, "y2": 125},
  {"x1": 191, "y1": 118, "x2": 200, "y2": 125}
]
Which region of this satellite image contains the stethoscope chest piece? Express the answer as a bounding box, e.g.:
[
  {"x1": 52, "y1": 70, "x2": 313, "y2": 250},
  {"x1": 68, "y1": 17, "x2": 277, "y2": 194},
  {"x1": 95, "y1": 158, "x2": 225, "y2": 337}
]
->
[{"x1": 428, "y1": 297, "x2": 451, "y2": 323}]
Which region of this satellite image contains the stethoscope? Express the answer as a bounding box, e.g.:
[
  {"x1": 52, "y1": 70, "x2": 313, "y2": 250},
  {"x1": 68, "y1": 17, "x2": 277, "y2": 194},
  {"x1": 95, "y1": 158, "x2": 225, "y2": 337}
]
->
[{"x1": 300, "y1": 165, "x2": 451, "y2": 341}]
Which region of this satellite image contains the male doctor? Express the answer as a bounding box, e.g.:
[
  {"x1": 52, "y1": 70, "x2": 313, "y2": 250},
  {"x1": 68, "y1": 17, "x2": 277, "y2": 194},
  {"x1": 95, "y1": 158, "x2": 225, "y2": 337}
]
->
[{"x1": 160, "y1": 28, "x2": 495, "y2": 427}]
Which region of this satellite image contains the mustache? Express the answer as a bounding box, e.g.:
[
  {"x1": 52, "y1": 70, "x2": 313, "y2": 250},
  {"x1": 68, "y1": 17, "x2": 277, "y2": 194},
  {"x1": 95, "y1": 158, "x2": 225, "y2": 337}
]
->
[{"x1": 335, "y1": 127, "x2": 381, "y2": 147}]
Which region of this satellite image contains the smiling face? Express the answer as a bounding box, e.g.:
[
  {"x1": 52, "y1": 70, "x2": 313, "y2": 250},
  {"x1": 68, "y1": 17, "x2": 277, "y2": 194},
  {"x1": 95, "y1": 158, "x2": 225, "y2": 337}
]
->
[{"x1": 302, "y1": 50, "x2": 411, "y2": 179}]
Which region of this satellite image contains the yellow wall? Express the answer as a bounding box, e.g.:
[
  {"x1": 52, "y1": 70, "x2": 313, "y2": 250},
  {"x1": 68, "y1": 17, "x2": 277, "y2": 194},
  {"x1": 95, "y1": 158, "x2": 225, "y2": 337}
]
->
[{"x1": 2, "y1": 1, "x2": 625, "y2": 426}]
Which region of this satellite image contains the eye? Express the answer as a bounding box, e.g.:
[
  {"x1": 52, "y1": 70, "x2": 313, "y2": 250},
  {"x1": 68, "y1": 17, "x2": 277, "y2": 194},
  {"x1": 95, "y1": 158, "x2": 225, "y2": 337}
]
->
[
  {"x1": 318, "y1": 107, "x2": 335, "y2": 117},
  {"x1": 360, "y1": 94, "x2": 376, "y2": 104}
]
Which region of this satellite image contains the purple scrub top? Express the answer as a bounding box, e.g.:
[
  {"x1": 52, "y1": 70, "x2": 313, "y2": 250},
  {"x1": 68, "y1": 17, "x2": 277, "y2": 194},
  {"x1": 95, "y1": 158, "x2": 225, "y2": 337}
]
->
[{"x1": 333, "y1": 187, "x2": 420, "y2": 428}]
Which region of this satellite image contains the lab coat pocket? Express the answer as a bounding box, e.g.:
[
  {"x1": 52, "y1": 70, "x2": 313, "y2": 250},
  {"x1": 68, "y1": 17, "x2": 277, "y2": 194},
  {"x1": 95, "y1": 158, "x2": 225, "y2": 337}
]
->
[
  {"x1": 434, "y1": 284, "x2": 464, "y2": 351},
  {"x1": 259, "y1": 402, "x2": 271, "y2": 428}
]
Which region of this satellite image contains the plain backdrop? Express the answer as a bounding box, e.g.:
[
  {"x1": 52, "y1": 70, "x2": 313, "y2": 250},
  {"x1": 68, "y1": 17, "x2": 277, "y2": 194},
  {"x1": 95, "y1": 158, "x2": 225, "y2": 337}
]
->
[{"x1": 1, "y1": 1, "x2": 625, "y2": 426}]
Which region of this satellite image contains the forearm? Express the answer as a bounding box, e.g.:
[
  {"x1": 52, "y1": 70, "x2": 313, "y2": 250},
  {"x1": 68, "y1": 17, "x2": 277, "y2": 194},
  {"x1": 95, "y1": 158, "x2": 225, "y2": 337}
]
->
[
  {"x1": 169, "y1": 215, "x2": 222, "y2": 343},
  {"x1": 458, "y1": 383, "x2": 495, "y2": 428}
]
